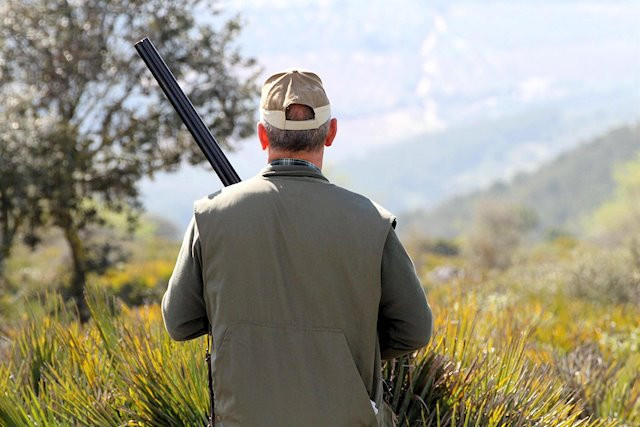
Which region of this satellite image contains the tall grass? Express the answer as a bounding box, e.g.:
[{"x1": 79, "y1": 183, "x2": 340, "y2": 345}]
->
[
  {"x1": 1, "y1": 286, "x2": 208, "y2": 426},
  {"x1": 1, "y1": 279, "x2": 638, "y2": 426}
]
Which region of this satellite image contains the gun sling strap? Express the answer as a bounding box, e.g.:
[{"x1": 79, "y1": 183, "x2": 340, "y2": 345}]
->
[{"x1": 206, "y1": 328, "x2": 215, "y2": 426}]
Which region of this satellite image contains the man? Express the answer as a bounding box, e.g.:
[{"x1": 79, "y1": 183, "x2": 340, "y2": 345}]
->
[{"x1": 162, "y1": 69, "x2": 433, "y2": 427}]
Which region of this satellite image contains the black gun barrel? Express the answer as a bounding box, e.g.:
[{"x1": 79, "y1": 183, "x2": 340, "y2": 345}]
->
[{"x1": 134, "y1": 37, "x2": 241, "y2": 187}]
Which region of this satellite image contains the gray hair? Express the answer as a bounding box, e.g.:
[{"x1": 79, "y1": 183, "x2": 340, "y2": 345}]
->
[{"x1": 263, "y1": 104, "x2": 330, "y2": 152}]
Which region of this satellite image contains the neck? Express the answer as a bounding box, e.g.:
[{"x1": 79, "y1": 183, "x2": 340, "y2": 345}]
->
[{"x1": 268, "y1": 149, "x2": 324, "y2": 170}]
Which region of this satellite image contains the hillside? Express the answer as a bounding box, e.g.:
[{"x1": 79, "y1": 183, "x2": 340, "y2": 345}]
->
[
  {"x1": 402, "y1": 123, "x2": 640, "y2": 238},
  {"x1": 337, "y1": 97, "x2": 638, "y2": 215}
]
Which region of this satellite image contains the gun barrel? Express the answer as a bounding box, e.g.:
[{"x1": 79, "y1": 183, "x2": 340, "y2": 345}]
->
[{"x1": 134, "y1": 37, "x2": 241, "y2": 187}]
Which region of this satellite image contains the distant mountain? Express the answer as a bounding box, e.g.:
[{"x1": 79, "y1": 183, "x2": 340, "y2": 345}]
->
[
  {"x1": 336, "y1": 90, "x2": 639, "y2": 215},
  {"x1": 401, "y1": 124, "x2": 640, "y2": 238}
]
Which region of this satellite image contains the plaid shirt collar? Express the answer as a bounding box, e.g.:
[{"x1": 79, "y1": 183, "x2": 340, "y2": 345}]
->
[{"x1": 269, "y1": 158, "x2": 322, "y2": 174}]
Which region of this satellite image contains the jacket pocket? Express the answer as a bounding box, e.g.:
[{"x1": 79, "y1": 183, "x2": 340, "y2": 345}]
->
[{"x1": 214, "y1": 322, "x2": 377, "y2": 427}]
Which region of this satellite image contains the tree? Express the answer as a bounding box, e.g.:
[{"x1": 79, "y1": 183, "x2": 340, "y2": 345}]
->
[
  {"x1": 0, "y1": 89, "x2": 48, "y2": 283},
  {"x1": 0, "y1": 0, "x2": 259, "y2": 320}
]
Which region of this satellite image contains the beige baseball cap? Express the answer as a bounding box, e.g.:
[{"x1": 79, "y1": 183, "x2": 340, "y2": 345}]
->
[{"x1": 260, "y1": 69, "x2": 331, "y2": 130}]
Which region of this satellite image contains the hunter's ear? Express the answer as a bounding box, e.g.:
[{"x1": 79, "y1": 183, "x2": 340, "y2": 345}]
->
[
  {"x1": 324, "y1": 118, "x2": 337, "y2": 147},
  {"x1": 257, "y1": 122, "x2": 269, "y2": 151}
]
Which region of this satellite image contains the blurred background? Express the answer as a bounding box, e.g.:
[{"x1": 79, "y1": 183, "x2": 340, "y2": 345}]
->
[
  {"x1": 2, "y1": 0, "x2": 639, "y2": 339},
  {"x1": 1, "y1": 0, "x2": 640, "y2": 424},
  {"x1": 144, "y1": 0, "x2": 640, "y2": 234}
]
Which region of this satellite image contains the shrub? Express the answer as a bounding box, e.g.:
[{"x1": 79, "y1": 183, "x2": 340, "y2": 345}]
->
[{"x1": 566, "y1": 249, "x2": 640, "y2": 305}]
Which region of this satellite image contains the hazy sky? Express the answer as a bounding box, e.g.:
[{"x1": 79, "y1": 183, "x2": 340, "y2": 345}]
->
[
  {"x1": 142, "y1": 0, "x2": 640, "y2": 229},
  {"x1": 219, "y1": 0, "x2": 639, "y2": 153}
]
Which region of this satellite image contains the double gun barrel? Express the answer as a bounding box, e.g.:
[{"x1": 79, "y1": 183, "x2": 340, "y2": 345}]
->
[{"x1": 134, "y1": 37, "x2": 241, "y2": 187}]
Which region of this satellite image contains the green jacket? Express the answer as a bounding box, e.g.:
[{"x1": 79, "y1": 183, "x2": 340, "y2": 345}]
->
[{"x1": 162, "y1": 164, "x2": 433, "y2": 426}]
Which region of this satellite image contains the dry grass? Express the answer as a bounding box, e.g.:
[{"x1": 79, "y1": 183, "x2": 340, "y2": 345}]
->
[{"x1": 1, "y1": 270, "x2": 639, "y2": 426}]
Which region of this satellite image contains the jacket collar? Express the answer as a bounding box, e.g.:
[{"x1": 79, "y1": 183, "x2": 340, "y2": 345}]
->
[{"x1": 259, "y1": 163, "x2": 329, "y2": 182}]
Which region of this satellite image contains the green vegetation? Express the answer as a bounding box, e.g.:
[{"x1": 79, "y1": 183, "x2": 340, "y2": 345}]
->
[
  {"x1": 1, "y1": 1, "x2": 637, "y2": 425},
  {"x1": 1, "y1": 237, "x2": 639, "y2": 425},
  {"x1": 1, "y1": 126, "x2": 639, "y2": 425},
  {"x1": 1, "y1": 123, "x2": 639, "y2": 426},
  {"x1": 0, "y1": 287, "x2": 208, "y2": 425},
  {"x1": 0, "y1": 214, "x2": 178, "y2": 323},
  {"x1": 2, "y1": 18, "x2": 639, "y2": 418},
  {"x1": 384, "y1": 237, "x2": 640, "y2": 425},
  {"x1": 585, "y1": 155, "x2": 640, "y2": 246},
  {"x1": 0, "y1": 0, "x2": 258, "y2": 319},
  {"x1": 2, "y1": 155, "x2": 640, "y2": 425}
]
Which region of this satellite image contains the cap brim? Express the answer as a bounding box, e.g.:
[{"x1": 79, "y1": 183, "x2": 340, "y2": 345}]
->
[{"x1": 261, "y1": 105, "x2": 331, "y2": 130}]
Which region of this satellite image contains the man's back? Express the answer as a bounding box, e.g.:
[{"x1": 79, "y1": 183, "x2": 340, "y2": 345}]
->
[
  {"x1": 162, "y1": 69, "x2": 432, "y2": 427},
  {"x1": 194, "y1": 164, "x2": 393, "y2": 426}
]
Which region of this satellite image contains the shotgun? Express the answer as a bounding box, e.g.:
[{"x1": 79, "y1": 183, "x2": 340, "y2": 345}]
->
[
  {"x1": 134, "y1": 36, "x2": 234, "y2": 426},
  {"x1": 134, "y1": 37, "x2": 241, "y2": 187}
]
